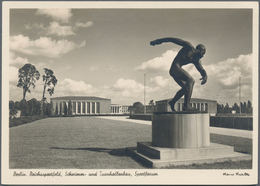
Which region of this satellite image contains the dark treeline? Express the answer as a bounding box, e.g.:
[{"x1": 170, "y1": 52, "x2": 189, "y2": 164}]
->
[
  {"x1": 9, "y1": 99, "x2": 54, "y2": 117},
  {"x1": 217, "y1": 100, "x2": 253, "y2": 114},
  {"x1": 128, "y1": 100, "x2": 156, "y2": 114}
]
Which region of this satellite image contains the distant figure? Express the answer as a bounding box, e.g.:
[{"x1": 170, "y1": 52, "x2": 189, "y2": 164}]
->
[{"x1": 150, "y1": 37, "x2": 207, "y2": 111}]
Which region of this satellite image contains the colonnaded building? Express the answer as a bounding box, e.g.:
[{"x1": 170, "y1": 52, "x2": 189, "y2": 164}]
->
[
  {"x1": 50, "y1": 96, "x2": 130, "y2": 115},
  {"x1": 50, "y1": 96, "x2": 217, "y2": 115},
  {"x1": 156, "y1": 98, "x2": 217, "y2": 116}
]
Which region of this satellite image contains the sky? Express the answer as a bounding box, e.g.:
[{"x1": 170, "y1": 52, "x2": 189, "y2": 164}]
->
[{"x1": 9, "y1": 7, "x2": 254, "y2": 106}]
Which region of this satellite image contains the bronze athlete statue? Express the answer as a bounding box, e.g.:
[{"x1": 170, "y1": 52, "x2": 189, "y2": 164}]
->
[{"x1": 150, "y1": 37, "x2": 207, "y2": 111}]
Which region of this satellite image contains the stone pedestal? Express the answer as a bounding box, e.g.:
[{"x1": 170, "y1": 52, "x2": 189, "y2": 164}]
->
[
  {"x1": 152, "y1": 112, "x2": 209, "y2": 148},
  {"x1": 128, "y1": 112, "x2": 251, "y2": 168}
]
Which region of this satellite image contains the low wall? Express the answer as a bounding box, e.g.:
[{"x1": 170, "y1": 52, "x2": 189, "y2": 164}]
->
[
  {"x1": 129, "y1": 114, "x2": 153, "y2": 121},
  {"x1": 210, "y1": 116, "x2": 253, "y2": 130},
  {"x1": 130, "y1": 114, "x2": 253, "y2": 131}
]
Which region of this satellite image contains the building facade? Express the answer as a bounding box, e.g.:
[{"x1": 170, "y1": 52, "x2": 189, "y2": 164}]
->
[
  {"x1": 111, "y1": 104, "x2": 122, "y2": 114},
  {"x1": 156, "y1": 98, "x2": 217, "y2": 116},
  {"x1": 110, "y1": 104, "x2": 130, "y2": 114},
  {"x1": 50, "y1": 96, "x2": 111, "y2": 115},
  {"x1": 122, "y1": 105, "x2": 130, "y2": 114}
]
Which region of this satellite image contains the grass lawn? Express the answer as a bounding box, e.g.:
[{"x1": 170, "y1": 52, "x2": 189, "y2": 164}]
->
[
  {"x1": 9, "y1": 117, "x2": 252, "y2": 169},
  {"x1": 10, "y1": 117, "x2": 151, "y2": 169}
]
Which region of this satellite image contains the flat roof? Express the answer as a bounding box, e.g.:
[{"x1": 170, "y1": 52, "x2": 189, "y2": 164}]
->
[
  {"x1": 156, "y1": 97, "x2": 217, "y2": 103},
  {"x1": 50, "y1": 96, "x2": 111, "y2": 101}
]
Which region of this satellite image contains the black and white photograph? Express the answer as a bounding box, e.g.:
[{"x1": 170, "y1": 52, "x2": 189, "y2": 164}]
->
[{"x1": 2, "y1": 1, "x2": 259, "y2": 185}]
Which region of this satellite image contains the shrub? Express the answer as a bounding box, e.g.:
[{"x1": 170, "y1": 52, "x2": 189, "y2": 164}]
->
[{"x1": 9, "y1": 115, "x2": 47, "y2": 127}]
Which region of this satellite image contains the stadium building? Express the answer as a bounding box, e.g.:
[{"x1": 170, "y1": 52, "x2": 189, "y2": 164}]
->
[
  {"x1": 50, "y1": 96, "x2": 111, "y2": 115},
  {"x1": 156, "y1": 98, "x2": 217, "y2": 116}
]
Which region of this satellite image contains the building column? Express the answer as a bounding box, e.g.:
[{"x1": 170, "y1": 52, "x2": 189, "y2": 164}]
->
[
  {"x1": 66, "y1": 102, "x2": 68, "y2": 115},
  {"x1": 80, "y1": 102, "x2": 82, "y2": 114},
  {"x1": 61, "y1": 102, "x2": 63, "y2": 115}
]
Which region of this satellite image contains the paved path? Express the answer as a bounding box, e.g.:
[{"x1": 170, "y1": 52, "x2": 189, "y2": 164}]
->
[{"x1": 98, "y1": 116, "x2": 253, "y2": 139}]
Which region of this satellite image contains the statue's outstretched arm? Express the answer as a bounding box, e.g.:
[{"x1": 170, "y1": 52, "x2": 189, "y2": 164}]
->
[
  {"x1": 194, "y1": 60, "x2": 207, "y2": 85},
  {"x1": 150, "y1": 37, "x2": 193, "y2": 47}
]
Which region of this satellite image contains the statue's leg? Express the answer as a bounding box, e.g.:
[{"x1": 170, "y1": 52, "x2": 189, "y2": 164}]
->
[
  {"x1": 169, "y1": 89, "x2": 184, "y2": 111},
  {"x1": 171, "y1": 67, "x2": 196, "y2": 111},
  {"x1": 169, "y1": 72, "x2": 186, "y2": 111},
  {"x1": 183, "y1": 78, "x2": 196, "y2": 111}
]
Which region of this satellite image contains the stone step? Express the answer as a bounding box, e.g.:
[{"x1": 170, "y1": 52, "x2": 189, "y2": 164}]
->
[
  {"x1": 132, "y1": 147, "x2": 251, "y2": 168},
  {"x1": 137, "y1": 142, "x2": 235, "y2": 160}
]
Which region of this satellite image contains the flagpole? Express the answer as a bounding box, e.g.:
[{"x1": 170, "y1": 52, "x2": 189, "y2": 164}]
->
[
  {"x1": 239, "y1": 77, "x2": 241, "y2": 114},
  {"x1": 144, "y1": 74, "x2": 146, "y2": 114}
]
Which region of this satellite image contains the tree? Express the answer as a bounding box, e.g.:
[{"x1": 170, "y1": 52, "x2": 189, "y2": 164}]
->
[
  {"x1": 42, "y1": 68, "x2": 58, "y2": 101},
  {"x1": 128, "y1": 106, "x2": 133, "y2": 114},
  {"x1": 147, "y1": 100, "x2": 156, "y2": 113},
  {"x1": 217, "y1": 103, "x2": 224, "y2": 113},
  {"x1": 9, "y1": 108, "x2": 18, "y2": 117},
  {"x1": 9, "y1": 101, "x2": 15, "y2": 110},
  {"x1": 40, "y1": 68, "x2": 58, "y2": 115},
  {"x1": 242, "y1": 102, "x2": 247, "y2": 113},
  {"x1": 20, "y1": 99, "x2": 28, "y2": 116},
  {"x1": 224, "y1": 103, "x2": 231, "y2": 113},
  {"x1": 17, "y1": 63, "x2": 40, "y2": 100},
  {"x1": 14, "y1": 101, "x2": 21, "y2": 110},
  {"x1": 149, "y1": 100, "x2": 155, "y2": 106},
  {"x1": 232, "y1": 103, "x2": 239, "y2": 114},
  {"x1": 132, "y1": 102, "x2": 144, "y2": 114},
  {"x1": 247, "y1": 100, "x2": 253, "y2": 114},
  {"x1": 49, "y1": 100, "x2": 54, "y2": 116},
  {"x1": 27, "y1": 98, "x2": 41, "y2": 116}
]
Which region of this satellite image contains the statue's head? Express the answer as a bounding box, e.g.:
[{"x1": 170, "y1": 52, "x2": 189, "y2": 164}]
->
[{"x1": 196, "y1": 44, "x2": 206, "y2": 58}]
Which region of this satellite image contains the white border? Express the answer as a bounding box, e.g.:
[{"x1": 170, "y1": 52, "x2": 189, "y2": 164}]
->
[{"x1": 2, "y1": 1, "x2": 259, "y2": 185}]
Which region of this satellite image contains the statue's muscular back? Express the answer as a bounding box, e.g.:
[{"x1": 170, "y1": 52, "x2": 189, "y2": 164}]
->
[{"x1": 172, "y1": 45, "x2": 198, "y2": 67}]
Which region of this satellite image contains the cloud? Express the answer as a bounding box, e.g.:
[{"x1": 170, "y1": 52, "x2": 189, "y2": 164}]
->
[
  {"x1": 9, "y1": 51, "x2": 28, "y2": 66},
  {"x1": 205, "y1": 54, "x2": 252, "y2": 89},
  {"x1": 56, "y1": 78, "x2": 98, "y2": 95},
  {"x1": 9, "y1": 66, "x2": 19, "y2": 84},
  {"x1": 135, "y1": 50, "x2": 178, "y2": 72},
  {"x1": 46, "y1": 22, "x2": 75, "y2": 36},
  {"x1": 89, "y1": 66, "x2": 99, "y2": 72},
  {"x1": 75, "y1": 21, "x2": 93, "y2": 28},
  {"x1": 103, "y1": 78, "x2": 157, "y2": 99},
  {"x1": 10, "y1": 35, "x2": 85, "y2": 58},
  {"x1": 35, "y1": 9, "x2": 72, "y2": 23},
  {"x1": 113, "y1": 78, "x2": 143, "y2": 93},
  {"x1": 150, "y1": 76, "x2": 171, "y2": 87},
  {"x1": 59, "y1": 66, "x2": 73, "y2": 72},
  {"x1": 183, "y1": 54, "x2": 252, "y2": 104},
  {"x1": 25, "y1": 23, "x2": 45, "y2": 30}
]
